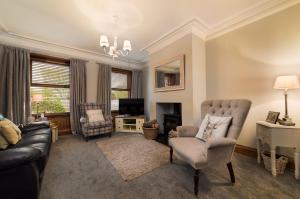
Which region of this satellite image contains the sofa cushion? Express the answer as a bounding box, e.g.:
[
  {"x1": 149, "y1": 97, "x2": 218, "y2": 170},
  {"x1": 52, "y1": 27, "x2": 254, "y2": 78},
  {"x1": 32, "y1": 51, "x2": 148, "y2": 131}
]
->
[
  {"x1": 0, "y1": 147, "x2": 42, "y2": 170},
  {"x1": 20, "y1": 121, "x2": 50, "y2": 134},
  {"x1": 27, "y1": 143, "x2": 50, "y2": 171},
  {"x1": 29, "y1": 143, "x2": 49, "y2": 157},
  {"x1": 22, "y1": 128, "x2": 51, "y2": 138},
  {"x1": 83, "y1": 120, "x2": 112, "y2": 129},
  {"x1": 169, "y1": 137, "x2": 207, "y2": 169},
  {"x1": 14, "y1": 133, "x2": 51, "y2": 147}
]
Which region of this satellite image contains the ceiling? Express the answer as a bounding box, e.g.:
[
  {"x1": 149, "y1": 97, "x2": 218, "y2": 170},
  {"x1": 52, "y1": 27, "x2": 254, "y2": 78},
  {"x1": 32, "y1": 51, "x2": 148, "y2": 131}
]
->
[{"x1": 0, "y1": 0, "x2": 299, "y2": 63}]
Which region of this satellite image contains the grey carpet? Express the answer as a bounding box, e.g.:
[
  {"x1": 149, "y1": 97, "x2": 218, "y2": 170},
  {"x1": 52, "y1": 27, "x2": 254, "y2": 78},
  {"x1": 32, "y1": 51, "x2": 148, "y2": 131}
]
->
[{"x1": 40, "y1": 134, "x2": 300, "y2": 199}]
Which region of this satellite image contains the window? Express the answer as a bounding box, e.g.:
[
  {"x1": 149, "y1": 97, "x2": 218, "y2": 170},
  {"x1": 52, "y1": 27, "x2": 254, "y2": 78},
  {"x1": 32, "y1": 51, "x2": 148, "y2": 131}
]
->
[
  {"x1": 111, "y1": 68, "x2": 132, "y2": 111},
  {"x1": 30, "y1": 54, "x2": 70, "y2": 114}
]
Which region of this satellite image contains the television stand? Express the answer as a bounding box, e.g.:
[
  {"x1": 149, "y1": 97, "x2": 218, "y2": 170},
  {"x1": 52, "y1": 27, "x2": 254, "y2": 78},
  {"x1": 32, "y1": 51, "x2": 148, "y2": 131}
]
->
[{"x1": 115, "y1": 115, "x2": 145, "y2": 133}]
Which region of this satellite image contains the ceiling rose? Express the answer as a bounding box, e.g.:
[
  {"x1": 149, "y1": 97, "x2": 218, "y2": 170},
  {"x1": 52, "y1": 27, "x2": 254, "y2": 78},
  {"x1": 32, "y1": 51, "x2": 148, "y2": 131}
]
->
[{"x1": 75, "y1": 0, "x2": 143, "y2": 34}]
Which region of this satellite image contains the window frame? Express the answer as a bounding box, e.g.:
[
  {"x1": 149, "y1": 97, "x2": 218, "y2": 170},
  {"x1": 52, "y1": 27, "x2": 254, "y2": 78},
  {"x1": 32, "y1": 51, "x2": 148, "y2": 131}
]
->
[
  {"x1": 111, "y1": 68, "x2": 132, "y2": 113},
  {"x1": 30, "y1": 53, "x2": 70, "y2": 115}
]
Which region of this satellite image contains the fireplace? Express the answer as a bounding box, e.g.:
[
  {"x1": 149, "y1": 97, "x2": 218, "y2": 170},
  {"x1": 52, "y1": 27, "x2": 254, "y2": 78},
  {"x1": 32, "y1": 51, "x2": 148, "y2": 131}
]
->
[
  {"x1": 156, "y1": 103, "x2": 182, "y2": 144},
  {"x1": 164, "y1": 113, "x2": 182, "y2": 136}
]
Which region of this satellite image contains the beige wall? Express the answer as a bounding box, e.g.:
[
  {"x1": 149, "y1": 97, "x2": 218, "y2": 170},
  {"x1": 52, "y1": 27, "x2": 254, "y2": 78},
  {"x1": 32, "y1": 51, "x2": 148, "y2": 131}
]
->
[
  {"x1": 192, "y1": 34, "x2": 206, "y2": 125},
  {"x1": 146, "y1": 34, "x2": 206, "y2": 126},
  {"x1": 206, "y1": 4, "x2": 300, "y2": 151}
]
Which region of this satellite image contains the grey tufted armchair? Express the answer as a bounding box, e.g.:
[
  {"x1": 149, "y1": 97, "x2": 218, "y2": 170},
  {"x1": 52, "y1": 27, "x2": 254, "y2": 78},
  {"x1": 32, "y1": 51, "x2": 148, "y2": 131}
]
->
[{"x1": 169, "y1": 99, "x2": 251, "y2": 195}]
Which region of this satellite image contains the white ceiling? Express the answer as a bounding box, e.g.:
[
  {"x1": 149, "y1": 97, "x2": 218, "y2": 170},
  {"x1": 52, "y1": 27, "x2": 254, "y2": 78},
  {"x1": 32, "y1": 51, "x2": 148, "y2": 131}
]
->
[{"x1": 0, "y1": 0, "x2": 299, "y2": 63}]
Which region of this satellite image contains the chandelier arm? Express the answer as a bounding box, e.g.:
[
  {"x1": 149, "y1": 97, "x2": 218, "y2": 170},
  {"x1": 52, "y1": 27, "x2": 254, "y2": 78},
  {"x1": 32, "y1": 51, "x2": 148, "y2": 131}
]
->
[
  {"x1": 117, "y1": 50, "x2": 124, "y2": 56},
  {"x1": 117, "y1": 50, "x2": 129, "y2": 56},
  {"x1": 123, "y1": 50, "x2": 129, "y2": 56},
  {"x1": 100, "y1": 37, "x2": 130, "y2": 59},
  {"x1": 103, "y1": 47, "x2": 109, "y2": 54}
]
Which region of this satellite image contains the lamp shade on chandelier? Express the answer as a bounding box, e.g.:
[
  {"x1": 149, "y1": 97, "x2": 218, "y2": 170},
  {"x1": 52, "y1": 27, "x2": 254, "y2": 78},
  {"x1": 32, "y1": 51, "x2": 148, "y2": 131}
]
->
[{"x1": 100, "y1": 35, "x2": 132, "y2": 60}]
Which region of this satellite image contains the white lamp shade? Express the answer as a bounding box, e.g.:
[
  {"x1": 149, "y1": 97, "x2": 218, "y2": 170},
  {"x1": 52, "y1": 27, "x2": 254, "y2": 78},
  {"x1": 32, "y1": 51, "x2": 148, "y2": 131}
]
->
[
  {"x1": 273, "y1": 75, "x2": 300, "y2": 90},
  {"x1": 123, "y1": 40, "x2": 132, "y2": 51},
  {"x1": 32, "y1": 94, "x2": 43, "y2": 102},
  {"x1": 100, "y1": 35, "x2": 109, "y2": 48}
]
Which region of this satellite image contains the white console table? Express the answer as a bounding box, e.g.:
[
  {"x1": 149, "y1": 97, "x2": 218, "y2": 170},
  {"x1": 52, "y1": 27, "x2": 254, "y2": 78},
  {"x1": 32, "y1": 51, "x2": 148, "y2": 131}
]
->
[{"x1": 256, "y1": 121, "x2": 300, "y2": 180}]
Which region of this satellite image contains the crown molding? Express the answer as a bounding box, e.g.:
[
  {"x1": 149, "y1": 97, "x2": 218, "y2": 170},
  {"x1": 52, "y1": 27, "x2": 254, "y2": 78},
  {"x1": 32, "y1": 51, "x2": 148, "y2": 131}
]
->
[
  {"x1": 206, "y1": 0, "x2": 300, "y2": 40},
  {"x1": 1, "y1": 0, "x2": 299, "y2": 59},
  {"x1": 0, "y1": 19, "x2": 8, "y2": 33},
  {"x1": 140, "y1": 18, "x2": 207, "y2": 54},
  {"x1": 0, "y1": 31, "x2": 143, "y2": 69},
  {"x1": 142, "y1": 0, "x2": 300, "y2": 54}
]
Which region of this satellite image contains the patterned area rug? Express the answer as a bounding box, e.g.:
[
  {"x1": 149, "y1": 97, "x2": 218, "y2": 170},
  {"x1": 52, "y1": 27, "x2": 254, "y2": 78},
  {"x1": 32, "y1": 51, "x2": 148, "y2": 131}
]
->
[{"x1": 96, "y1": 134, "x2": 169, "y2": 181}]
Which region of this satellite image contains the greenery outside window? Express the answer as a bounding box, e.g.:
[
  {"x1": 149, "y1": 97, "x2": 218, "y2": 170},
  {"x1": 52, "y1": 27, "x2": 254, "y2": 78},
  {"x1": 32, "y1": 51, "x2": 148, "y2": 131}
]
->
[
  {"x1": 111, "y1": 68, "x2": 132, "y2": 111},
  {"x1": 30, "y1": 54, "x2": 70, "y2": 114}
]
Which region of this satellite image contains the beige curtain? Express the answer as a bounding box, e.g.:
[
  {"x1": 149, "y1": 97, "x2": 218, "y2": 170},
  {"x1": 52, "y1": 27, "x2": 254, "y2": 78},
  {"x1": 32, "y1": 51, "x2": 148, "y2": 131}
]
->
[
  {"x1": 131, "y1": 70, "x2": 143, "y2": 98},
  {"x1": 0, "y1": 45, "x2": 30, "y2": 124},
  {"x1": 96, "y1": 63, "x2": 111, "y2": 116},
  {"x1": 70, "y1": 59, "x2": 87, "y2": 134}
]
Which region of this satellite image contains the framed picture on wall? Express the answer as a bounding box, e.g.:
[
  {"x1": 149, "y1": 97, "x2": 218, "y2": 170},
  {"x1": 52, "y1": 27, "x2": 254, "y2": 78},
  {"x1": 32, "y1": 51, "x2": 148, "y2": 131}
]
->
[{"x1": 265, "y1": 111, "x2": 280, "y2": 124}]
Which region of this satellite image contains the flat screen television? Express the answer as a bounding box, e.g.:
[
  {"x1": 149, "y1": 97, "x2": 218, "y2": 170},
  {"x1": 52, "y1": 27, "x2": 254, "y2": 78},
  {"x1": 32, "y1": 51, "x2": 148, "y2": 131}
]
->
[{"x1": 119, "y1": 98, "x2": 144, "y2": 116}]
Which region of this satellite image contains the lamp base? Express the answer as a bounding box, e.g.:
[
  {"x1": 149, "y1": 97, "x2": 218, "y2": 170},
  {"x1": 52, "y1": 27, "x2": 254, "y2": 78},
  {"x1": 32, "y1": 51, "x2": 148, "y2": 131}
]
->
[{"x1": 278, "y1": 117, "x2": 295, "y2": 126}]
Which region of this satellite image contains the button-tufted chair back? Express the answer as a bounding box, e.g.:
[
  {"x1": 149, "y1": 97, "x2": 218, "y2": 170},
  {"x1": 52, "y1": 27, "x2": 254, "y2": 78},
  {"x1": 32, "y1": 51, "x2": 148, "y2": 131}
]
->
[
  {"x1": 79, "y1": 103, "x2": 107, "y2": 118},
  {"x1": 201, "y1": 99, "x2": 251, "y2": 139}
]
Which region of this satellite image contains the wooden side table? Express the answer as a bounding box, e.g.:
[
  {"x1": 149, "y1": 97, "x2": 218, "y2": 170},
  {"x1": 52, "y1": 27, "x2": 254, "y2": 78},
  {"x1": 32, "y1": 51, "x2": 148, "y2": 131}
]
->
[
  {"x1": 50, "y1": 122, "x2": 58, "y2": 143},
  {"x1": 256, "y1": 121, "x2": 300, "y2": 180}
]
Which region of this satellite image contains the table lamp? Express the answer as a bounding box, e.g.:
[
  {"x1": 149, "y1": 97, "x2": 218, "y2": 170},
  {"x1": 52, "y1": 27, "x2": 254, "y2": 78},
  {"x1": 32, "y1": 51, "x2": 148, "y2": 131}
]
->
[
  {"x1": 273, "y1": 75, "x2": 300, "y2": 126},
  {"x1": 32, "y1": 94, "x2": 43, "y2": 120}
]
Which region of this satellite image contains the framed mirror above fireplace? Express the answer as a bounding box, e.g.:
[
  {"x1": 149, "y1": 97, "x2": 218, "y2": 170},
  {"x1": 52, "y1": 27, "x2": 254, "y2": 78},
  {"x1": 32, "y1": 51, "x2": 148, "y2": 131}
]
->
[{"x1": 154, "y1": 54, "x2": 185, "y2": 92}]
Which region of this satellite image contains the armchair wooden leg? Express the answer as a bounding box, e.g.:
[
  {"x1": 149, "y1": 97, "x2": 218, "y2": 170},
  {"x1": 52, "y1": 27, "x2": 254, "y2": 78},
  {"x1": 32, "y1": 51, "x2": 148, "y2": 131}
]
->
[
  {"x1": 227, "y1": 162, "x2": 235, "y2": 183},
  {"x1": 194, "y1": 169, "x2": 200, "y2": 195},
  {"x1": 170, "y1": 147, "x2": 173, "y2": 163}
]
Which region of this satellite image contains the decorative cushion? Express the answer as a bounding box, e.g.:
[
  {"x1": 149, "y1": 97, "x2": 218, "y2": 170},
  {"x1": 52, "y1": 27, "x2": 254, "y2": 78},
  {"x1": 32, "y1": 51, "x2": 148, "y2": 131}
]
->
[
  {"x1": 0, "y1": 119, "x2": 22, "y2": 144},
  {"x1": 196, "y1": 114, "x2": 232, "y2": 141},
  {"x1": 86, "y1": 109, "x2": 105, "y2": 123},
  {"x1": 0, "y1": 133, "x2": 9, "y2": 150},
  {"x1": 83, "y1": 120, "x2": 113, "y2": 129}
]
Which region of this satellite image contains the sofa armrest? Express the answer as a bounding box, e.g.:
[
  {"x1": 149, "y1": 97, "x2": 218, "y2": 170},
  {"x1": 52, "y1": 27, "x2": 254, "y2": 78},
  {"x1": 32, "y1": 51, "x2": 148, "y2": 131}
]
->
[
  {"x1": 0, "y1": 147, "x2": 41, "y2": 170},
  {"x1": 207, "y1": 137, "x2": 236, "y2": 149},
  {"x1": 176, "y1": 126, "x2": 199, "y2": 137},
  {"x1": 20, "y1": 121, "x2": 50, "y2": 133}
]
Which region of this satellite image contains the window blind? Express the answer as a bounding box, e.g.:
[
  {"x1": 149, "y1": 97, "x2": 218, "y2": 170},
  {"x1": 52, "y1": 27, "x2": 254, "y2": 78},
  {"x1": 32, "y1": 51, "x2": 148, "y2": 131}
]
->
[
  {"x1": 32, "y1": 61, "x2": 70, "y2": 86},
  {"x1": 31, "y1": 60, "x2": 70, "y2": 113}
]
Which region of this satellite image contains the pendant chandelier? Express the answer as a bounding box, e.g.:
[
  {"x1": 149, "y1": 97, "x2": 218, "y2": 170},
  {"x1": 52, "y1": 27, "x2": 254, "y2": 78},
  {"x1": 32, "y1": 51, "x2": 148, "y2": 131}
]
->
[
  {"x1": 100, "y1": 35, "x2": 132, "y2": 60},
  {"x1": 99, "y1": 16, "x2": 132, "y2": 60}
]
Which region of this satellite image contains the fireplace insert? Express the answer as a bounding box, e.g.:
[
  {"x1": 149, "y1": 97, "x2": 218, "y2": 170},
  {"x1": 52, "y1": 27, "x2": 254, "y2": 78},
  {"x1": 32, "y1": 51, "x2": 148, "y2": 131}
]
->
[{"x1": 157, "y1": 113, "x2": 182, "y2": 145}]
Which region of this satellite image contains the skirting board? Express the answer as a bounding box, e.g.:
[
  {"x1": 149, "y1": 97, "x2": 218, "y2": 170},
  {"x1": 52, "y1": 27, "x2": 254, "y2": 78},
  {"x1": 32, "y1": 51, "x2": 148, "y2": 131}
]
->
[{"x1": 234, "y1": 144, "x2": 295, "y2": 170}]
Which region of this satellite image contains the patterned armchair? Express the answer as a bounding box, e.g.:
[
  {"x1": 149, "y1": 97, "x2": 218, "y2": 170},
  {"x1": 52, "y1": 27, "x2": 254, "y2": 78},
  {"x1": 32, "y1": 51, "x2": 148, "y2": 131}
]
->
[{"x1": 79, "y1": 103, "x2": 113, "y2": 141}]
